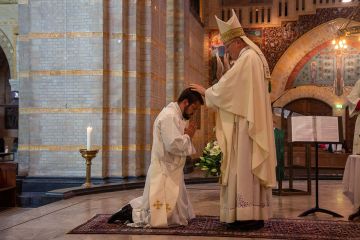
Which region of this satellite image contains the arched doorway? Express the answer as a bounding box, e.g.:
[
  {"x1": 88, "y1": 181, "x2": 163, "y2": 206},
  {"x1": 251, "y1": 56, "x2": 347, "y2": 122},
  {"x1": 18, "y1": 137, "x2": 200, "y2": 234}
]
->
[
  {"x1": 0, "y1": 46, "x2": 18, "y2": 157},
  {"x1": 281, "y1": 98, "x2": 333, "y2": 135},
  {"x1": 280, "y1": 98, "x2": 347, "y2": 178}
]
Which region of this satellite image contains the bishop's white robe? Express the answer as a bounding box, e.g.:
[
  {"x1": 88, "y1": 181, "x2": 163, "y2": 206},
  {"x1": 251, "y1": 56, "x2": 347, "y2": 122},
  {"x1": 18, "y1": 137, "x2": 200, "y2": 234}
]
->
[
  {"x1": 204, "y1": 47, "x2": 276, "y2": 223},
  {"x1": 347, "y1": 79, "x2": 360, "y2": 154},
  {"x1": 128, "y1": 102, "x2": 196, "y2": 228}
]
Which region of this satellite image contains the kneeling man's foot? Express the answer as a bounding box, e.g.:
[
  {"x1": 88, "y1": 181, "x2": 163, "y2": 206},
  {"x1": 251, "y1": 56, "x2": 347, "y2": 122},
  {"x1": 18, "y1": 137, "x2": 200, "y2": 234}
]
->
[
  {"x1": 226, "y1": 221, "x2": 247, "y2": 229},
  {"x1": 226, "y1": 220, "x2": 264, "y2": 231},
  {"x1": 245, "y1": 220, "x2": 264, "y2": 230},
  {"x1": 107, "y1": 203, "x2": 133, "y2": 223}
]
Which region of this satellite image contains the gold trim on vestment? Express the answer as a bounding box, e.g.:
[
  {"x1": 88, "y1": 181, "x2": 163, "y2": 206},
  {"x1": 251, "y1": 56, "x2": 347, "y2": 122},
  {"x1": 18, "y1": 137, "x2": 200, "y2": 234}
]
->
[
  {"x1": 165, "y1": 204, "x2": 171, "y2": 212},
  {"x1": 221, "y1": 27, "x2": 245, "y2": 44},
  {"x1": 153, "y1": 200, "x2": 163, "y2": 209}
]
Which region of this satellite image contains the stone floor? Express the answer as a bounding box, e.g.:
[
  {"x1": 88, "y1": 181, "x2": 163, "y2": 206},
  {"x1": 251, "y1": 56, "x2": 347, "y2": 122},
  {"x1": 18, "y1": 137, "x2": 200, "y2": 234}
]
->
[{"x1": 0, "y1": 180, "x2": 357, "y2": 240}]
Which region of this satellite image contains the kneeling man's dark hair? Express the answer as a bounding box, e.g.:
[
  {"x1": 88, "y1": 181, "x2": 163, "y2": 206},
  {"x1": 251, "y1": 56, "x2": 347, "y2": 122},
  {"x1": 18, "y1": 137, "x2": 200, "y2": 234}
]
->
[{"x1": 177, "y1": 88, "x2": 204, "y2": 105}]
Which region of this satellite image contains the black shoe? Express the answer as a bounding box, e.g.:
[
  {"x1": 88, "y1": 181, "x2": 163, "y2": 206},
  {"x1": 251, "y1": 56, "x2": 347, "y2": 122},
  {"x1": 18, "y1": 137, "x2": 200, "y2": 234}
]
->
[
  {"x1": 245, "y1": 220, "x2": 264, "y2": 230},
  {"x1": 226, "y1": 220, "x2": 264, "y2": 231},
  {"x1": 107, "y1": 203, "x2": 133, "y2": 223},
  {"x1": 348, "y1": 207, "x2": 360, "y2": 221}
]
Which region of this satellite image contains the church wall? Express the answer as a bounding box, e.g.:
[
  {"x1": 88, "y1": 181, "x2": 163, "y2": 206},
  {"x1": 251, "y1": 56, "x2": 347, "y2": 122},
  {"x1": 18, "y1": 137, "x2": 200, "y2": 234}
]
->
[
  {"x1": 203, "y1": 3, "x2": 360, "y2": 121},
  {"x1": 15, "y1": 0, "x2": 360, "y2": 179},
  {"x1": 113, "y1": 0, "x2": 165, "y2": 177},
  {"x1": 103, "y1": 0, "x2": 123, "y2": 178},
  {"x1": 0, "y1": 2, "x2": 17, "y2": 78},
  {"x1": 184, "y1": 1, "x2": 212, "y2": 156},
  {"x1": 165, "y1": 0, "x2": 185, "y2": 103},
  {"x1": 18, "y1": 0, "x2": 105, "y2": 177},
  {"x1": 163, "y1": 0, "x2": 212, "y2": 157},
  {"x1": 271, "y1": 17, "x2": 360, "y2": 120},
  {"x1": 17, "y1": 1, "x2": 30, "y2": 174},
  {"x1": 202, "y1": 0, "x2": 222, "y2": 31},
  {"x1": 0, "y1": 51, "x2": 12, "y2": 146},
  {"x1": 17, "y1": 0, "x2": 169, "y2": 178},
  {"x1": 0, "y1": 2, "x2": 18, "y2": 152},
  {"x1": 19, "y1": 0, "x2": 360, "y2": 178}
]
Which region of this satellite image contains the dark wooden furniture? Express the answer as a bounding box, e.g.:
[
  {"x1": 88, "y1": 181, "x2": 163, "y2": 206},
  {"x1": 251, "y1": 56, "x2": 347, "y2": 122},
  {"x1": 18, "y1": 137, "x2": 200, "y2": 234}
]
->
[
  {"x1": 276, "y1": 97, "x2": 332, "y2": 196},
  {"x1": 0, "y1": 162, "x2": 17, "y2": 207},
  {"x1": 345, "y1": 106, "x2": 357, "y2": 153},
  {"x1": 0, "y1": 152, "x2": 14, "y2": 161}
]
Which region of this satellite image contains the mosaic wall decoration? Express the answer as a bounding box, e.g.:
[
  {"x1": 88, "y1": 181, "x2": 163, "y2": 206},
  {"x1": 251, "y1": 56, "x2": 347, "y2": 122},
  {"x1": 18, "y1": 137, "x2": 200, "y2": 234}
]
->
[
  {"x1": 293, "y1": 44, "x2": 360, "y2": 87},
  {"x1": 291, "y1": 44, "x2": 360, "y2": 95},
  {"x1": 207, "y1": 7, "x2": 360, "y2": 91},
  {"x1": 261, "y1": 7, "x2": 360, "y2": 71},
  {"x1": 343, "y1": 49, "x2": 360, "y2": 86},
  {"x1": 244, "y1": 28, "x2": 263, "y2": 48}
]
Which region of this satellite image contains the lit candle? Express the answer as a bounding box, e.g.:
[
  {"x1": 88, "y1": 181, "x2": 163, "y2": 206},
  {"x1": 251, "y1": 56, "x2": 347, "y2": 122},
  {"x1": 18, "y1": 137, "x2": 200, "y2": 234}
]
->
[{"x1": 87, "y1": 126, "x2": 93, "y2": 150}]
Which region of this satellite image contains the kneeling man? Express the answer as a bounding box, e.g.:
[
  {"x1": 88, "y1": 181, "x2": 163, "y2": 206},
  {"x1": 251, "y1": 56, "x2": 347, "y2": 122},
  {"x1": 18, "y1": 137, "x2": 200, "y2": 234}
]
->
[{"x1": 108, "y1": 88, "x2": 204, "y2": 228}]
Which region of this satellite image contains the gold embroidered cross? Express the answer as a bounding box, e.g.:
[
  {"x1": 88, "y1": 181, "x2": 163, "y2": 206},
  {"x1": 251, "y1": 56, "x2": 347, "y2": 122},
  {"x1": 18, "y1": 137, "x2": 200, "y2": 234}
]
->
[
  {"x1": 166, "y1": 203, "x2": 171, "y2": 212},
  {"x1": 153, "y1": 200, "x2": 163, "y2": 209}
]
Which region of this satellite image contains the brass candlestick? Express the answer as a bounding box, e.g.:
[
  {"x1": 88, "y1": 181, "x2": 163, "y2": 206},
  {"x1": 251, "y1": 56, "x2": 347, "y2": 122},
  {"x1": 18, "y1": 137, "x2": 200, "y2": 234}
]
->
[{"x1": 79, "y1": 149, "x2": 99, "y2": 188}]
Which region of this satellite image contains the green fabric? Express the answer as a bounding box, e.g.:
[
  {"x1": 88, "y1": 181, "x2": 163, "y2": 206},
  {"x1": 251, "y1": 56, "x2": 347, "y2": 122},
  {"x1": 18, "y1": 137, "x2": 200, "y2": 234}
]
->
[{"x1": 274, "y1": 128, "x2": 285, "y2": 181}]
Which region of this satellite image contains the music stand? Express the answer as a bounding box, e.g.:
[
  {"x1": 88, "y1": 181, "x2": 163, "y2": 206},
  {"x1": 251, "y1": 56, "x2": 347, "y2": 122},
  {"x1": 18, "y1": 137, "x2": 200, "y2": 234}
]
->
[{"x1": 288, "y1": 116, "x2": 343, "y2": 218}]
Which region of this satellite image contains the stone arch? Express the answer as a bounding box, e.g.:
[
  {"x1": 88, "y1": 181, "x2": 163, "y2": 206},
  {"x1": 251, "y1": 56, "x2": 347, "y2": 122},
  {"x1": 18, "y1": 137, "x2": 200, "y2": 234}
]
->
[
  {"x1": 0, "y1": 28, "x2": 14, "y2": 78},
  {"x1": 274, "y1": 85, "x2": 337, "y2": 108},
  {"x1": 273, "y1": 85, "x2": 347, "y2": 116},
  {"x1": 271, "y1": 18, "x2": 360, "y2": 110}
]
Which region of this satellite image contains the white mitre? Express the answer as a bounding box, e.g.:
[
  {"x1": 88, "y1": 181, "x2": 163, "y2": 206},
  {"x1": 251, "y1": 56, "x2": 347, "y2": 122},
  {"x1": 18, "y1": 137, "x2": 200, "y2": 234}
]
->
[{"x1": 215, "y1": 9, "x2": 271, "y2": 79}]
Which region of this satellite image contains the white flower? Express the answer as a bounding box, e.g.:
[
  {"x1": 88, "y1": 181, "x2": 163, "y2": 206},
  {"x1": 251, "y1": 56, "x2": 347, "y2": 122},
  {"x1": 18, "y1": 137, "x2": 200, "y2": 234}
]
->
[
  {"x1": 204, "y1": 142, "x2": 212, "y2": 151},
  {"x1": 210, "y1": 146, "x2": 221, "y2": 156},
  {"x1": 196, "y1": 139, "x2": 222, "y2": 177}
]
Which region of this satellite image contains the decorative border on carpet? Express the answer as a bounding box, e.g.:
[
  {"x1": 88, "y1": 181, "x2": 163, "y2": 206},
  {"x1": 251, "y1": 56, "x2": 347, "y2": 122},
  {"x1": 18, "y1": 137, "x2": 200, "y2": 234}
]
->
[{"x1": 68, "y1": 214, "x2": 360, "y2": 239}]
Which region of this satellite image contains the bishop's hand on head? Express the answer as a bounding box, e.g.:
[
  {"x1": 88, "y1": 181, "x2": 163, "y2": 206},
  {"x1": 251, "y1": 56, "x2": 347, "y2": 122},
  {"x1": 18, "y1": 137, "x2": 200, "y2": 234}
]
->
[{"x1": 189, "y1": 83, "x2": 206, "y2": 97}]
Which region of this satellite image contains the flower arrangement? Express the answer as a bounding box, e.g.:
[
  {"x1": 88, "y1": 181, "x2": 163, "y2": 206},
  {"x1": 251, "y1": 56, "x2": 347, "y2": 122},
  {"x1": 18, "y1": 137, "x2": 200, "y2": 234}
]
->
[{"x1": 194, "y1": 140, "x2": 222, "y2": 177}]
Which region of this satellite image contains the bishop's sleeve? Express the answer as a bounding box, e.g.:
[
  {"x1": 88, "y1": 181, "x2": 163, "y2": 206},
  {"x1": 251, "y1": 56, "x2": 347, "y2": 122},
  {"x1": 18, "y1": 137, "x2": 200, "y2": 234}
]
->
[
  {"x1": 204, "y1": 53, "x2": 252, "y2": 118},
  {"x1": 348, "y1": 80, "x2": 360, "y2": 105},
  {"x1": 347, "y1": 80, "x2": 360, "y2": 117},
  {"x1": 160, "y1": 114, "x2": 196, "y2": 156}
]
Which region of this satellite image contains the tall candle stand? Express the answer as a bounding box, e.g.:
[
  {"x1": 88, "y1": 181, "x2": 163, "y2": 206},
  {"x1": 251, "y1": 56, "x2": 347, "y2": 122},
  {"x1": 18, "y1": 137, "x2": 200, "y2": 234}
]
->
[{"x1": 79, "y1": 149, "x2": 99, "y2": 188}]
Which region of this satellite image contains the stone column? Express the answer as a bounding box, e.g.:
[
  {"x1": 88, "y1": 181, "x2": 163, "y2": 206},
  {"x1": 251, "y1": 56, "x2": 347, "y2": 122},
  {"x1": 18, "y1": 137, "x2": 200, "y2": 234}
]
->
[
  {"x1": 119, "y1": 0, "x2": 166, "y2": 177},
  {"x1": 166, "y1": 0, "x2": 185, "y2": 103}
]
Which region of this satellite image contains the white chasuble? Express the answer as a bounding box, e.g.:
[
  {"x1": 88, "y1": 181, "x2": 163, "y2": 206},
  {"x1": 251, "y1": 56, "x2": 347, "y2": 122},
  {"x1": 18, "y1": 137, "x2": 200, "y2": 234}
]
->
[
  {"x1": 129, "y1": 102, "x2": 196, "y2": 228},
  {"x1": 205, "y1": 47, "x2": 276, "y2": 223},
  {"x1": 347, "y1": 80, "x2": 360, "y2": 154}
]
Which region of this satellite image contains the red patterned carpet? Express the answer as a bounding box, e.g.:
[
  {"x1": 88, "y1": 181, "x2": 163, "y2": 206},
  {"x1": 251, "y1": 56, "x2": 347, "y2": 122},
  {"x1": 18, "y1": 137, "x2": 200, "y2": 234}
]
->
[{"x1": 69, "y1": 214, "x2": 360, "y2": 239}]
